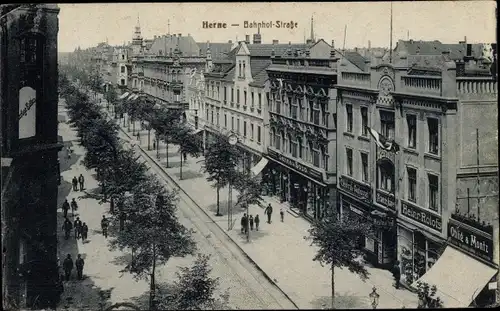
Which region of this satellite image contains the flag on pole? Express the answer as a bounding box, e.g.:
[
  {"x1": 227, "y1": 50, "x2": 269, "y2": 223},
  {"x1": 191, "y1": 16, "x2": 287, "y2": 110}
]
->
[{"x1": 367, "y1": 127, "x2": 400, "y2": 153}]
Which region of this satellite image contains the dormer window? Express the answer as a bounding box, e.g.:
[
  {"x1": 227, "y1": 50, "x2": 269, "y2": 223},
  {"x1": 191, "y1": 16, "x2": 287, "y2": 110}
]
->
[{"x1": 243, "y1": 61, "x2": 246, "y2": 78}]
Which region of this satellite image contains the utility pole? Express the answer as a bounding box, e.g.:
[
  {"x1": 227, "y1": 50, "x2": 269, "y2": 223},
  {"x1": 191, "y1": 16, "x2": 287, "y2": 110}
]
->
[
  {"x1": 342, "y1": 25, "x2": 347, "y2": 52},
  {"x1": 390, "y1": 2, "x2": 393, "y2": 63}
]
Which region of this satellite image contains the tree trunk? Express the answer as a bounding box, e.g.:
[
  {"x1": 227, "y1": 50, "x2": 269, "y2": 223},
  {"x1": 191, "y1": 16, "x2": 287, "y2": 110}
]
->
[
  {"x1": 148, "y1": 129, "x2": 151, "y2": 151},
  {"x1": 180, "y1": 149, "x2": 183, "y2": 180},
  {"x1": 331, "y1": 264, "x2": 335, "y2": 309},
  {"x1": 149, "y1": 244, "x2": 157, "y2": 311},
  {"x1": 156, "y1": 136, "x2": 160, "y2": 159},
  {"x1": 216, "y1": 184, "x2": 221, "y2": 216},
  {"x1": 132, "y1": 119, "x2": 136, "y2": 135},
  {"x1": 246, "y1": 203, "x2": 250, "y2": 242},
  {"x1": 165, "y1": 134, "x2": 169, "y2": 167}
]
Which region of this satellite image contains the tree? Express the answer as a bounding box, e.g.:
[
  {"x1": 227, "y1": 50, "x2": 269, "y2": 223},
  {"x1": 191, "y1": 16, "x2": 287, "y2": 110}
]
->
[
  {"x1": 155, "y1": 254, "x2": 230, "y2": 310},
  {"x1": 106, "y1": 86, "x2": 117, "y2": 111},
  {"x1": 416, "y1": 281, "x2": 444, "y2": 308},
  {"x1": 201, "y1": 133, "x2": 241, "y2": 216},
  {"x1": 173, "y1": 126, "x2": 203, "y2": 180},
  {"x1": 109, "y1": 175, "x2": 197, "y2": 311},
  {"x1": 305, "y1": 212, "x2": 373, "y2": 309},
  {"x1": 233, "y1": 172, "x2": 263, "y2": 241},
  {"x1": 152, "y1": 109, "x2": 183, "y2": 167}
]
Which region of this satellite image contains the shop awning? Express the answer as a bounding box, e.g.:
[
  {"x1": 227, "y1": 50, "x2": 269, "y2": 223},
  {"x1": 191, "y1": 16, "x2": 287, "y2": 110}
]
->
[
  {"x1": 412, "y1": 246, "x2": 496, "y2": 308},
  {"x1": 250, "y1": 157, "x2": 269, "y2": 176},
  {"x1": 118, "y1": 92, "x2": 130, "y2": 100}
]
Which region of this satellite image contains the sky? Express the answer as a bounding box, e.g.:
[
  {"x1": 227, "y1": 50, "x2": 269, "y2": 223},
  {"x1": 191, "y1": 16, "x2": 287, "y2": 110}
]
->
[{"x1": 58, "y1": 1, "x2": 497, "y2": 52}]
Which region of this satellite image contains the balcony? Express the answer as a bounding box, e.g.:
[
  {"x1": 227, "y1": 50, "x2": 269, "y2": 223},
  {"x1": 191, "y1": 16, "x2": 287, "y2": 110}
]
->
[
  {"x1": 400, "y1": 75, "x2": 442, "y2": 97},
  {"x1": 340, "y1": 72, "x2": 371, "y2": 88},
  {"x1": 457, "y1": 77, "x2": 498, "y2": 100}
]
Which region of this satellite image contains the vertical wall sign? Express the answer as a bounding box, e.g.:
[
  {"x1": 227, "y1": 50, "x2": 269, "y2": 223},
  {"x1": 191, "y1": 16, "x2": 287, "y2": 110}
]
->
[{"x1": 18, "y1": 86, "x2": 37, "y2": 139}]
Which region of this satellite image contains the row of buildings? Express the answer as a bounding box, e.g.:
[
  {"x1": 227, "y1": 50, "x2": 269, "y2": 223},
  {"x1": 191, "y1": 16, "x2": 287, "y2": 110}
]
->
[{"x1": 65, "y1": 18, "x2": 499, "y2": 308}]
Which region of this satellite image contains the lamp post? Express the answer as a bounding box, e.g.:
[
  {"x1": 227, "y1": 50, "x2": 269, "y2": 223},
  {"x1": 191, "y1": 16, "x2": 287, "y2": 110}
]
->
[
  {"x1": 369, "y1": 286, "x2": 380, "y2": 309},
  {"x1": 227, "y1": 133, "x2": 237, "y2": 231}
]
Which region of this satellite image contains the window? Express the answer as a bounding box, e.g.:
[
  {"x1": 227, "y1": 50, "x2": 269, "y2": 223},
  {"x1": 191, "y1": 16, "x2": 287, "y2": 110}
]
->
[
  {"x1": 243, "y1": 121, "x2": 247, "y2": 137},
  {"x1": 312, "y1": 142, "x2": 320, "y2": 166},
  {"x1": 346, "y1": 148, "x2": 353, "y2": 176},
  {"x1": 231, "y1": 87, "x2": 234, "y2": 102},
  {"x1": 243, "y1": 61, "x2": 246, "y2": 77},
  {"x1": 211, "y1": 110, "x2": 214, "y2": 124},
  {"x1": 120, "y1": 66, "x2": 125, "y2": 73},
  {"x1": 258, "y1": 93, "x2": 262, "y2": 109},
  {"x1": 224, "y1": 87, "x2": 227, "y2": 101},
  {"x1": 291, "y1": 102, "x2": 298, "y2": 119},
  {"x1": 224, "y1": 114, "x2": 227, "y2": 128},
  {"x1": 270, "y1": 128, "x2": 275, "y2": 147},
  {"x1": 237, "y1": 89, "x2": 240, "y2": 104},
  {"x1": 275, "y1": 131, "x2": 282, "y2": 150},
  {"x1": 216, "y1": 111, "x2": 220, "y2": 126},
  {"x1": 361, "y1": 107, "x2": 368, "y2": 136},
  {"x1": 231, "y1": 116, "x2": 234, "y2": 130},
  {"x1": 322, "y1": 146, "x2": 329, "y2": 171},
  {"x1": 313, "y1": 104, "x2": 320, "y2": 125},
  {"x1": 361, "y1": 152, "x2": 369, "y2": 182},
  {"x1": 380, "y1": 111, "x2": 395, "y2": 139},
  {"x1": 346, "y1": 105, "x2": 353, "y2": 132},
  {"x1": 244, "y1": 91, "x2": 247, "y2": 106},
  {"x1": 407, "y1": 115, "x2": 417, "y2": 148},
  {"x1": 250, "y1": 123, "x2": 254, "y2": 140},
  {"x1": 251, "y1": 92, "x2": 255, "y2": 107},
  {"x1": 378, "y1": 160, "x2": 394, "y2": 192},
  {"x1": 290, "y1": 135, "x2": 297, "y2": 157},
  {"x1": 428, "y1": 118, "x2": 439, "y2": 154},
  {"x1": 257, "y1": 126, "x2": 261, "y2": 143},
  {"x1": 428, "y1": 174, "x2": 439, "y2": 211},
  {"x1": 408, "y1": 167, "x2": 417, "y2": 202},
  {"x1": 239, "y1": 62, "x2": 242, "y2": 77},
  {"x1": 332, "y1": 113, "x2": 337, "y2": 129},
  {"x1": 237, "y1": 118, "x2": 240, "y2": 133},
  {"x1": 276, "y1": 99, "x2": 281, "y2": 114},
  {"x1": 122, "y1": 54, "x2": 125, "y2": 60},
  {"x1": 121, "y1": 79, "x2": 125, "y2": 85},
  {"x1": 298, "y1": 136, "x2": 304, "y2": 159}
]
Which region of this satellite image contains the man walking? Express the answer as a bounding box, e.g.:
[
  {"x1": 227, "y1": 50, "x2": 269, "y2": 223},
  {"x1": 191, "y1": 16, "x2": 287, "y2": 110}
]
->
[
  {"x1": 101, "y1": 215, "x2": 109, "y2": 238},
  {"x1": 280, "y1": 208, "x2": 285, "y2": 222},
  {"x1": 264, "y1": 204, "x2": 273, "y2": 224},
  {"x1": 63, "y1": 254, "x2": 73, "y2": 281},
  {"x1": 70, "y1": 198, "x2": 78, "y2": 215},
  {"x1": 392, "y1": 260, "x2": 401, "y2": 289},
  {"x1": 75, "y1": 254, "x2": 85, "y2": 280},
  {"x1": 72, "y1": 176, "x2": 78, "y2": 191},
  {"x1": 62, "y1": 199, "x2": 70, "y2": 218},
  {"x1": 74, "y1": 217, "x2": 83, "y2": 239},
  {"x1": 240, "y1": 214, "x2": 247, "y2": 234},
  {"x1": 62, "y1": 218, "x2": 73, "y2": 240},
  {"x1": 254, "y1": 214, "x2": 260, "y2": 231},
  {"x1": 81, "y1": 222, "x2": 89, "y2": 241},
  {"x1": 249, "y1": 215, "x2": 254, "y2": 231},
  {"x1": 78, "y1": 174, "x2": 85, "y2": 191}
]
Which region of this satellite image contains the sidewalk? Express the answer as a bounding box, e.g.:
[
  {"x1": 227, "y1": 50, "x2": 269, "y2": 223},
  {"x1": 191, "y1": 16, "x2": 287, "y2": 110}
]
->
[{"x1": 108, "y1": 107, "x2": 419, "y2": 309}]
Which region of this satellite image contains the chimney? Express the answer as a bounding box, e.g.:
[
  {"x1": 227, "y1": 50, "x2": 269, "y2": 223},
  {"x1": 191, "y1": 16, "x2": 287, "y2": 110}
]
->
[
  {"x1": 466, "y1": 44, "x2": 472, "y2": 57},
  {"x1": 306, "y1": 39, "x2": 312, "y2": 45},
  {"x1": 355, "y1": 47, "x2": 358, "y2": 52},
  {"x1": 330, "y1": 40, "x2": 336, "y2": 59},
  {"x1": 154, "y1": 35, "x2": 157, "y2": 39},
  {"x1": 272, "y1": 39, "x2": 279, "y2": 45},
  {"x1": 368, "y1": 40, "x2": 371, "y2": 49},
  {"x1": 245, "y1": 35, "x2": 250, "y2": 44},
  {"x1": 271, "y1": 48, "x2": 275, "y2": 58},
  {"x1": 228, "y1": 40, "x2": 232, "y2": 44},
  {"x1": 178, "y1": 33, "x2": 182, "y2": 37},
  {"x1": 173, "y1": 34, "x2": 176, "y2": 37}
]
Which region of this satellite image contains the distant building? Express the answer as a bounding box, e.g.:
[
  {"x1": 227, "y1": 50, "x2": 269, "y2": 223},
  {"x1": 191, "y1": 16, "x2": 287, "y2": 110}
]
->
[{"x1": 1, "y1": 4, "x2": 63, "y2": 309}]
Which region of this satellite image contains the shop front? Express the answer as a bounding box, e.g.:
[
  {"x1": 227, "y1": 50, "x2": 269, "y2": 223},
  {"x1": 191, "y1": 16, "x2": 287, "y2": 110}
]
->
[
  {"x1": 339, "y1": 176, "x2": 397, "y2": 268},
  {"x1": 407, "y1": 213, "x2": 497, "y2": 308},
  {"x1": 264, "y1": 148, "x2": 331, "y2": 220}
]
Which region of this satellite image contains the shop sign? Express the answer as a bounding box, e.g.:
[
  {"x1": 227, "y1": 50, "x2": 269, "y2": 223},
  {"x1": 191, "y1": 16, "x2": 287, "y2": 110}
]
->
[
  {"x1": 376, "y1": 190, "x2": 396, "y2": 210},
  {"x1": 401, "y1": 201, "x2": 442, "y2": 233},
  {"x1": 448, "y1": 219, "x2": 494, "y2": 262},
  {"x1": 339, "y1": 176, "x2": 371, "y2": 204},
  {"x1": 369, "y1": 212, "x2": 395, "y2": 229},
  {"x1": 267, "y1": 148, "x2": 323, "y2": 182},
  {"x1": 18, "y1": 86, "x2": 37, "y2": 139}
]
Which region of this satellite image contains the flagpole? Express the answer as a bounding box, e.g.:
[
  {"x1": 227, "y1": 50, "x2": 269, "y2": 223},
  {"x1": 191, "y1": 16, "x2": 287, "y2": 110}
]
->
[{"x1": 390, "y1": 2, "x2": 393, "y2": 63}]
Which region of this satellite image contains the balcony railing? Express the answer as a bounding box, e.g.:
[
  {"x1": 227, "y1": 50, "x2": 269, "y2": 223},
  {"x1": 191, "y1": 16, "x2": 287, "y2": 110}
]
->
[
  {"x1": 401, "y1": 75, "x2": 442, "y2": 96},
  {"x1": 457, "y1": 77, "x2": 498, "y2": 95},
  {"x1": 451, "y1": 212, "x2": 493, "y2": 234},
  {"x1": 340, "y1": 72, "x2": 371, "y2": 88}
]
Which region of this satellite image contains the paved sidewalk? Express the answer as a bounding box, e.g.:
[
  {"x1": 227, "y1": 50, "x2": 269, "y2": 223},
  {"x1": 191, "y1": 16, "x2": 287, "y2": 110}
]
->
[{"x1": 104, "y1": 106, "x2": 419, "y2": 309}]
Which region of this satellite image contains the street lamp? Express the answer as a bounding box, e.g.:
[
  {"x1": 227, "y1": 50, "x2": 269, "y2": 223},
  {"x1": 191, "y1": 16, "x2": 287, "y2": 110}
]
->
[
  {"x1": 369, "y1": 286, "x2": 380, "y2": 309},
  {"x1": 227, "y1": 133, "x2": 237, "y2": 231}
]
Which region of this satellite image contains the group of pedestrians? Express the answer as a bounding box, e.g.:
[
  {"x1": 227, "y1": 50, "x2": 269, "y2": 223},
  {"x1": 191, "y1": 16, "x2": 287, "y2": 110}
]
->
[
  {"x1": 62, "y1": 216, "x2": 89, "y2": 241},
  {"x1": 61, "y1": 198, "x2": 79, "y2": 218},
  {"x1": 240, "y1": 204, "x2": 286, "y2": 234},
  {"x1": 72, "y1": 174, "x2": 85, "y2": 191},
  {"x1": 61, "y1": 253, "x2": 85, "y2": 281}
]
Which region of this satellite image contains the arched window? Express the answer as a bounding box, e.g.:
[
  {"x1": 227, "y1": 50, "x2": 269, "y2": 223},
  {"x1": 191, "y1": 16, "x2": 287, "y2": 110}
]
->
[
  {"x1": 297, "y1": 135, "x2": 303, "y2": 159},
  {"x1": 378, "y1": 159, "x2": 395, "y2": 192},
  {"x1": 270, "y1": 128, "x2": 275, "y2": 148}
]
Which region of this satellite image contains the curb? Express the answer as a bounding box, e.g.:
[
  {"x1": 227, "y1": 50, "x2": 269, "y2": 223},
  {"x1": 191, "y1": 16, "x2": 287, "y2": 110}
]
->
[{"x1": 106, "y1": 111, "x2": 300, "y2": 310}]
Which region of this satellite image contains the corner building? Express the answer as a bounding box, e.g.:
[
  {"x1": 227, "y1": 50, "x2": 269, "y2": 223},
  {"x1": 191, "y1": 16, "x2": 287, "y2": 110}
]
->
[{"x1": 336, "y1": 45, "x2": 498, "y2": 307}]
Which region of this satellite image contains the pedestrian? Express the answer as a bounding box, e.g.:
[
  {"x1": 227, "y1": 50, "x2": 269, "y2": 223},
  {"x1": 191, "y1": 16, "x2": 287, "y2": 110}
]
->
[
  {"x1": 264, "y1": 203, "x2": 273, "y2": 224},
  {"x1": 280, "y1": 208, "x2": 284, "y2": 222},
  {"x1": 72, "y1": 176, "x2": 78, "y2": 191},
  {"x1": 101, "y1": 215, "x2": 109, "y2": 238},
  {"x1": 71, "y1": 198, "x2": 78, "y2": 212},
  {"x1": 78, "y1": 174, "x2": 85, "y2": 191},
  {"x1": 153, "y1": 140, "x2": 156, "y2": 150},
  {"x1": 240, "y1": 213, "x2": 247, "y2": 233},
  {"x1": 73, "y1": 217, "x2": 82, "y2": 239},
  {"x1": 62, "y1": 199, "x2": 70, "y2": 218},
  {"x1": 392, "y1": 260, "x2": 401, "y2": 289},
  {"x1": 249, "y1": 215, "x2": 254, "y2": 231},
  {"x1": 183, "y1": 152, "x2": 187, "y2": 161},
  {"x1": 136, "y1": 131, "x2": 140, "y2": 140},
  {"x1": 66, "y1": 146, "x2": 71, "y2": 160},
  {"x1": 75, "y1": 254, "x2": 85, "y2": 280},
  {"x1": 62, "y1": 254, "x2": 73, "y2": 281},
  {"x1": 254, "y1": 214, "x2": 260, "y2": 231},
  {"x1": 81, "y1": 222, "x2": 89, "y2": 241},
  {"x1": 62, "y1": 218, "x2": 73, "y2": 240}
]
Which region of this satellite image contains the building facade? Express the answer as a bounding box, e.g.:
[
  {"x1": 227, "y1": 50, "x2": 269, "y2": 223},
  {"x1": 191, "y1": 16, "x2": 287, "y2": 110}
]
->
[
  {"x1": 265, "y1": 40, "x2": 342, "y2": 220},
  {"x1": 336, "y1": 45, "x2": 498, "y2": 307},
  {"x1": 1, "y1": 4, "x2": 63, "y2": 309}
]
